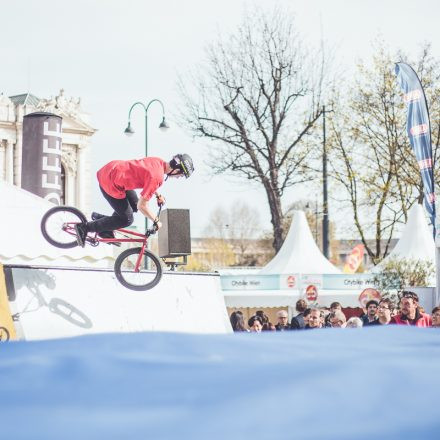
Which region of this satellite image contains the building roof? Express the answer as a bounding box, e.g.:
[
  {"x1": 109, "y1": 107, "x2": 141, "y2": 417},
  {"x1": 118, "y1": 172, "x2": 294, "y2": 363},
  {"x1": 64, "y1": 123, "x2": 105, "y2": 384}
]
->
[{"x1": 8, "y1": 93, "x2": 41, "y2": 107}]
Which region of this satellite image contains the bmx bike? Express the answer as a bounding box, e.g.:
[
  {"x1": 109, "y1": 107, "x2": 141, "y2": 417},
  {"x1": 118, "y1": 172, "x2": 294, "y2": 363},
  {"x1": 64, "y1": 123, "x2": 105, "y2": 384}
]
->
[{"x1": 41, "y1": 205, "x2": 163, "y2": 291}]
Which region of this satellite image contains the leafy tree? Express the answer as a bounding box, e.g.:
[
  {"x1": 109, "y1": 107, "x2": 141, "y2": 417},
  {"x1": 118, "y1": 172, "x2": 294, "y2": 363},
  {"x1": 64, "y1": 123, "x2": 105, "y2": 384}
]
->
[
  {"x1": 373, "y1": 257, "x2": 435, "y2": 303},
  {"x1": 328, "y1": 40, "x2": 440, "y2": 263}
]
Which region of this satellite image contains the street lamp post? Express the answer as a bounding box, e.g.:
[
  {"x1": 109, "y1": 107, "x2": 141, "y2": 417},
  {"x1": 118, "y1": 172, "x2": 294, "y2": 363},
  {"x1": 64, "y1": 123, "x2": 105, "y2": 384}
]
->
[
  {"x1": 124, "y1": 99, "x2": 169, "y2": 238},
  {"x1": 322, "y1": 105, "x2": 330, "y2": 259}
]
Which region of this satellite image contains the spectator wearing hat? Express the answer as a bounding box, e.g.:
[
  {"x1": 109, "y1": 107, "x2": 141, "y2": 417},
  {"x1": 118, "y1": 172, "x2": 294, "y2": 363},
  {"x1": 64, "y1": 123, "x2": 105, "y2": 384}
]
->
[
  {"x1": 431, "y1": 306, "x2": 440, "y2": 328},
  {"x1": 361, "y1": 300, "x2": 380, "y2": 326},
  {"x1": 390, "y1": 291, "x2": 432, "y2": 327}
]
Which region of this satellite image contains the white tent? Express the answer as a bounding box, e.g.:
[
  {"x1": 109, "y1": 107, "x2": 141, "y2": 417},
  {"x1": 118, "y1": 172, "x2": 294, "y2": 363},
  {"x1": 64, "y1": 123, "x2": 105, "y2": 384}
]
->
[
  {"x1": 0, "y1": 179, "x2": 114, "y2": 267},
  {"x1": 259, "y1": 210, "x2": 341, "y2": 275},
  {"x1": 375, "y1": 203, "x2": 435, "y2": 269},
  {"x1": 223, "y1": 210, "x2": 340, "y2": 309}
]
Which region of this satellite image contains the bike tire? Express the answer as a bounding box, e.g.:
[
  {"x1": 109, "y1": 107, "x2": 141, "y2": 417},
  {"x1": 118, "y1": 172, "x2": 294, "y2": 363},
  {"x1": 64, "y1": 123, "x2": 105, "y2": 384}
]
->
[
  {"x1": 0, "y1": 326, "x2": 10, "y2": 342},
  {"x1": 41, "y1": 206, "x2": 87, "y2": 249},
  {"x1": 114, "y1": 247, "x2": 163, "y2": 291}
]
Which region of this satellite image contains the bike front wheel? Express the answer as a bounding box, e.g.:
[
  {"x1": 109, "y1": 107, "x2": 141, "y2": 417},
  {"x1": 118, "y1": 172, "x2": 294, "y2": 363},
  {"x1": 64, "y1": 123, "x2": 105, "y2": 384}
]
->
[
  {"x1": 41, "y1": 206, "x2": 87, "y2": 249},
  {"x1": 114, "y1": 247, "x2": 163, "y2": 291}
]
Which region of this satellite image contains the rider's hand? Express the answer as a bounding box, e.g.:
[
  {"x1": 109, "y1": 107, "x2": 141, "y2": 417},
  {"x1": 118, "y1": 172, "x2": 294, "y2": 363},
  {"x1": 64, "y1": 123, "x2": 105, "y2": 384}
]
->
[
  {"x1": 155, "y1": 193, "x2": 165, "y2": 207},
  {"x1": 153, "y1": 220, "x2": 162, "y2": 231}
]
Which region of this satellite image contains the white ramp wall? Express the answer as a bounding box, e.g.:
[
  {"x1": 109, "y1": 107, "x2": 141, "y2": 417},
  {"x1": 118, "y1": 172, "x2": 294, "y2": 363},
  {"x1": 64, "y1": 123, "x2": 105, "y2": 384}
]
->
[{"x1": 4, "y1": 266, "x2": 231, "y2": 340}]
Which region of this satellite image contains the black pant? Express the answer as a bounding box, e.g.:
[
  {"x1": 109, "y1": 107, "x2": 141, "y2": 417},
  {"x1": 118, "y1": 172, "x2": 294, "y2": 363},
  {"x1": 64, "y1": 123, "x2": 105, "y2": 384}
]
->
[{"x1": 87, "y1": 187, "x2": 139, "y2": 233}]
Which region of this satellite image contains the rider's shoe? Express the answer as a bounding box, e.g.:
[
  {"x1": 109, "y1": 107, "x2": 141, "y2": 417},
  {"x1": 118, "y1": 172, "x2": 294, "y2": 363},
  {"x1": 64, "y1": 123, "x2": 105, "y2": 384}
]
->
[
  {"x1": 98, "y1": 230, "x2": 121, "y2": 247},
  {"x1": 91, "y1": 212, "x2": 106, "y2": 221},
  {"x1": 74, "y1": 223, "x2": 88, "y2": 248}
]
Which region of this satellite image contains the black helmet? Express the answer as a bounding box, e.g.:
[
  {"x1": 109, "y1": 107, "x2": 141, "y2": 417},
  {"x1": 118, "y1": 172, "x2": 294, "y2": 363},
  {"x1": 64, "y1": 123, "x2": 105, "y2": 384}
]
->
[{"x1": 169, "y1": 154, "x2": 194, "y2": 178}]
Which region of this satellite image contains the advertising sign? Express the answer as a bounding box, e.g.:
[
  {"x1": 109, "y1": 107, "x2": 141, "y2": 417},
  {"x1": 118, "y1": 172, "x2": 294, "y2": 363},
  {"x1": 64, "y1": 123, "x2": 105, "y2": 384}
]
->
[
  {"x1": 21, "y1": 112, "x2": 63, "y2": 205},
  {"x1": 343, "y1": 244, "x2": 365, "y2": 273},
  {"x1": 305, "y1": 285, "x2": 318, "y2": 302},
  {"x1": 358, "y1": 288, "x2": 381, "y2": 308},
  {"x1": 220, "y1": 274, "x2": 280, "y2": 291}
]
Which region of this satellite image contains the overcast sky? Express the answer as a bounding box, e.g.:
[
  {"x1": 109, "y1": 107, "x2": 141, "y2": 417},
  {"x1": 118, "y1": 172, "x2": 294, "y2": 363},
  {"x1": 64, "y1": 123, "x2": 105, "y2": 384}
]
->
[{"x1": 2, "y1": 0, "x2": 439, "y2": 238}]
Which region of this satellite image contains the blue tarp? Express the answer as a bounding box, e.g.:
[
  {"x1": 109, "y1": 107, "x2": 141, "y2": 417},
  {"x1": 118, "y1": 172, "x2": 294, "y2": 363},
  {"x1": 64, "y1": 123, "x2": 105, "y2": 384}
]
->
[{"x1": 1, "y1": 327, "x2": 440, "y2": 439}]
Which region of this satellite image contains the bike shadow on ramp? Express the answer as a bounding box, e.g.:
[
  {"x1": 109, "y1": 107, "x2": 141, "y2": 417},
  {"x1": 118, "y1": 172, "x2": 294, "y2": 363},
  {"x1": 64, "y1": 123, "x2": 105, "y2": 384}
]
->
[{"x1": 7, "y1": 267, "x2": 93, "y2": 333}]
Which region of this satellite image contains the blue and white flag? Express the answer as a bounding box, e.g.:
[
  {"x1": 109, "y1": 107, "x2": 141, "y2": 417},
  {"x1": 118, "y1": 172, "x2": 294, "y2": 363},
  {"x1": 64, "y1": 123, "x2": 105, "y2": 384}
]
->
[{"x1": 395, "y1": 62, "x2": 436, "y2": 235}]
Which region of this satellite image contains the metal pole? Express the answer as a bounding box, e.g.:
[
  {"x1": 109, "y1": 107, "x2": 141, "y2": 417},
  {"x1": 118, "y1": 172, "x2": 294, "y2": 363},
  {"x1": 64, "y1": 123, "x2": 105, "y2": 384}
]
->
[
  {"x1": 322, "y1": 105, "x2": 329, "y2": 258},
  {"x1": 145, "y1": 113, "x2": 149, "y2": 239}
]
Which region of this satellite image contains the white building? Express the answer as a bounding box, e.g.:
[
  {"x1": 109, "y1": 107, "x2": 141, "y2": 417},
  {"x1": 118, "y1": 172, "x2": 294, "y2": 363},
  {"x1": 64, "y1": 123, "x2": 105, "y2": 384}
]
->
[{"x1": 0, "y1": 89, "x2": 96, "y2": 213}]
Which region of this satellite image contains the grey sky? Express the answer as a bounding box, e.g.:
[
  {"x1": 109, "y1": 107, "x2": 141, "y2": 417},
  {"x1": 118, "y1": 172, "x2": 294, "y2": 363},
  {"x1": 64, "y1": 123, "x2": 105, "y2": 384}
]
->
[{"x1": 2, "y1": 0, "x2": 439, "y2": 237}]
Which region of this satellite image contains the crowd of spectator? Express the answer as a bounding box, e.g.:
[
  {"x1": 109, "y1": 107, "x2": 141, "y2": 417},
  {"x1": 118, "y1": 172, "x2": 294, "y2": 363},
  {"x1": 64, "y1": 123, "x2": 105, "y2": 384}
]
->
[{"x1": 229, "y1": 291, "x2": 440, "y2": 332}]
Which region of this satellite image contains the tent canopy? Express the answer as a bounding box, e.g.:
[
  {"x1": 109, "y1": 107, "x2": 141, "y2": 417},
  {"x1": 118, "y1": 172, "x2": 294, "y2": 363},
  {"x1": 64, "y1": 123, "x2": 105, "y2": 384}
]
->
[
  {"x1": 259, "y1": 210, "x2": 340, "y2": 275},
  {"x1": 375, "y1": 203, "x2": 435, "y2": 269}
]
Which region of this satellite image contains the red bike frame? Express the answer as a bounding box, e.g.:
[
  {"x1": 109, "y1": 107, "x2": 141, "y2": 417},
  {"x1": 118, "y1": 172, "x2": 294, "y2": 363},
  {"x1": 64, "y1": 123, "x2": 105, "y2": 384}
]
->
[{"x1": 62, "y1": 224, "x2": 154, "y2": 273}]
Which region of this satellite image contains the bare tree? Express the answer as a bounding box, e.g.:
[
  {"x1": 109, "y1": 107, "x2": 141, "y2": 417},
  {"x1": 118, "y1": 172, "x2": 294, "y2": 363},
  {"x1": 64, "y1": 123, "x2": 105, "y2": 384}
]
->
[
  {"x1": 203, "y1": 200, "x2": 262, "y2": 266},
  {"x1": 329, "y1": 41, "x2": 440, "y2": 263},
  {"x1": 179, "y1": 7, "x2": 331, "y2": 252}
]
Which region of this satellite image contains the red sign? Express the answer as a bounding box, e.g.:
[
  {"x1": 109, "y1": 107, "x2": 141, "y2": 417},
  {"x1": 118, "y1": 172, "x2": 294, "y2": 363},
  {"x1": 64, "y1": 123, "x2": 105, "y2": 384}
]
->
[
  {"x1": 343, "y1": 244, "x2": 364, "y2": 274},
  {"x1": 305, "y1": 285, "x2": 318, "y2": 302},
  {"x1": 358, "y1": 288, "x2": 381, "y2": 308},
  {"x1": 286, "y1": 275, "x2": 296, "y2": 288}
]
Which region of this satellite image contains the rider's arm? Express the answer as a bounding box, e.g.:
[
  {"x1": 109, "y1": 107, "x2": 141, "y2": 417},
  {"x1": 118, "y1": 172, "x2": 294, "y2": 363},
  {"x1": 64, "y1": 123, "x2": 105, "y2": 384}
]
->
[{"x1": 137, "y1": 196, "x2": 162, "y2": 229}]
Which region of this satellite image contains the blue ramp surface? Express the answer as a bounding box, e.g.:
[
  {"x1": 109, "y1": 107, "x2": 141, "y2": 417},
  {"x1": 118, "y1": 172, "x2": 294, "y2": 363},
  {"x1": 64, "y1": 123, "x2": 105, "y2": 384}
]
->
[{"x1": 1, "y1": 326, "x2": 440, "y2": 439}]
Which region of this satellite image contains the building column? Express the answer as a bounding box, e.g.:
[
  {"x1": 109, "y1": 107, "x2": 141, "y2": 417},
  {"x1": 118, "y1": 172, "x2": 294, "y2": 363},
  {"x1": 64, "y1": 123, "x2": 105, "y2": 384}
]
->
[
  {"x1": 14, "y1": 125, "x2": 23, "y2": 187},
  {"x1": 75, "y1": 144, "x2": 84, "y2": 211},
  {"x1": 5, "y1": 139, "x2": 14, "y2": 184},
  {"x1": 0, "y1": 140, "x2": 4, "y2": 180}
]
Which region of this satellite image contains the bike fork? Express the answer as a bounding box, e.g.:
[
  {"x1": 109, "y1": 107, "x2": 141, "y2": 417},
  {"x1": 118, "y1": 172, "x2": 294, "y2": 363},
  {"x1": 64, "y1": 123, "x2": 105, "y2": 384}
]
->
[{"x1": 134, "y1": 242, "x2": 147, "y2": 272}]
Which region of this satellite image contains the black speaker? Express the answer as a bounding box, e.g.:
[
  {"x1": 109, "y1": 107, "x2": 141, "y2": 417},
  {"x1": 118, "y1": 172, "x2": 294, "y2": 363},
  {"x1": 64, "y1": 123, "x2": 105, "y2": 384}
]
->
[{"x1": 158, "y1": 209, "x2": 191, "y2": 257}]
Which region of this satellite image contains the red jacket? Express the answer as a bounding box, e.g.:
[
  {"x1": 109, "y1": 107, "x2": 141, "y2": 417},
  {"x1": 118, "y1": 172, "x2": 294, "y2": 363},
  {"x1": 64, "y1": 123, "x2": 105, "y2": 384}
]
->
[
  {"x1": 97, "y1": 157, "x2": 166, "y2": 200},
  {"x1": 390, "y1": 311, "x2": 432, "y2": 327}
]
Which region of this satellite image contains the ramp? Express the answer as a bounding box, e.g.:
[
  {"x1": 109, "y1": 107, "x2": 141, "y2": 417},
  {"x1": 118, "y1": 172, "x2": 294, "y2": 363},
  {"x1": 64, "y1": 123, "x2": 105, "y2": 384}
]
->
[{"x1": 0, "y1": 264, "x2": 231, "y2": 340}]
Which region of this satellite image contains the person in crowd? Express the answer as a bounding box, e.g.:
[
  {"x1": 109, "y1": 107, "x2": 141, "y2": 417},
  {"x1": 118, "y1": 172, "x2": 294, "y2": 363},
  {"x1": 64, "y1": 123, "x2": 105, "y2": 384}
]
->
[
  {"x1": 248, "y1": 315, "x2": 264, "y2": 332},
  {"x1": 431, "y1": 306, "x2": 440, "y2": 328},
  {"x1": 302, "y1": 308, "x2": 312, "y2": 327},
  {"x1": 230, "y1": 311, "x2": 247, "y2": 332},
  {"x1": 305, "y1": 308, "x2": 322, "y2": 329},
  {"x1": 275, "y1": 310, "x2": 290, "y2": 331},
  {"x1": 290, "y1": 299, "x2": 308, "y2": 329},
  {"x1": 324, "y1": 302, "x2": 342, "y2": 327},
  {"x1": 321, "y1": 308, "x2": 331, "y2": 327},
  {"x1": 389, "y1": 291, "x2": 432, "y2": 327},
  {"x1": 377, "y1": 298, "x2": 393, "y2": 325},
  {"x1": 361, "y1": 300, "x2": 379, "y2": 326},
  {"x1": 346, "y1": 317, "x2": 363, "y2": 328},
  {"x1": 329, "y1": 310, "x2": 347, "y2": 328},
  {"x1": 256, "y1": 310, "x2": 276, "y2": 331}
]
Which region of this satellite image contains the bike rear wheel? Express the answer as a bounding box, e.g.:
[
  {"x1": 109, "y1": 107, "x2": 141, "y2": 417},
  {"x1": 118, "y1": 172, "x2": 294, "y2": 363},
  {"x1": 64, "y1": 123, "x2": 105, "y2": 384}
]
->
[
  {"x1": 41, "y1": 206, "x2": 87, "y2": 249},
  {"x1": 114, "y1": 247, "x2": 162, "y2": 291}
]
